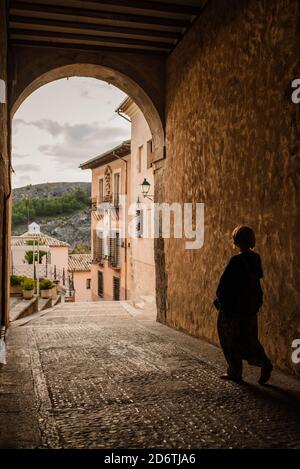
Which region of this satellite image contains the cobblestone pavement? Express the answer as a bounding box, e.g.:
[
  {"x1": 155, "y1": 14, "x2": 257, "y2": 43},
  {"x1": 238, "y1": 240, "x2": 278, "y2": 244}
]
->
[{"x1": 1, "y1": 302, "x2": 300, "y2": 449}]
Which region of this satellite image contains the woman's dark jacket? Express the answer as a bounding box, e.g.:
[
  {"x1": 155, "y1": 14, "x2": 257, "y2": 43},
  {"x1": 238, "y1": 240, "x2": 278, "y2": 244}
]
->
[{"x1": 214, "y1": 251, "x2": 263, "y2": 317}]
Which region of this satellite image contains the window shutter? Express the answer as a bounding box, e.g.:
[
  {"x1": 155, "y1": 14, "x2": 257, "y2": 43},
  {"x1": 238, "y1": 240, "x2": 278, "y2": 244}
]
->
[
  {"x1": 109, "y1": 232, "x2": 120, "y2": 267},
  {"x1": 114, "y1": 173, "x2": 120, "y2": 206},
  {"x1": 116, "y1": 232, "x2": 120, "y2": 267},
  {"x1": 99, "y1": 178, "x2": 104, "y2": 203},
  {"x1": 147, "y1": 140, "x2": 153, "y2": 168},
  {"x1": 93, "y1": 229, "x2": 97, "y2": 260},
  {"x1": 98, "y1": 271, "x2": 104, "y2": 297},
  {"x1": 94, "y1": 230, "x2": 103, "y2": 260},
  {"x1": 136, "y1": 210, "x2": 144, "y2": 238},
  {"x1": 113, "y1": 276, "x2": 120, "y2": 301}
]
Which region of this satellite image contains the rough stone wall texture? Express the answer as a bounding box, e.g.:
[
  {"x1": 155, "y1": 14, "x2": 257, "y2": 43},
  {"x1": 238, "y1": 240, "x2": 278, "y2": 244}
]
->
[
  {"x1": 164, "y1": 0, "x2": 300, "y2": 375},
  {"x1": 0, "y1": 0, "x2": 10, "y2": 327},
  {"x1": 154, "y1": 162, "x2": 167, "y2": 324}
]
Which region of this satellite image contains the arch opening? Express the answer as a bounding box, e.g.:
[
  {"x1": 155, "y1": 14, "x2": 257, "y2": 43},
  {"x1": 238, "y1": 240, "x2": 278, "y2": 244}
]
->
[
  {"x1": 10, "y1": 67, "x2": 163, "y2": 309},
  {"x1": 11, "y1": 63, "x2": 165, "y2": 162}
]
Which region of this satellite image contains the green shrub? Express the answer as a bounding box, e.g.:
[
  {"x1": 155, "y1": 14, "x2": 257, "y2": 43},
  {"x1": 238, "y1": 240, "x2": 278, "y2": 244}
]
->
[
  {"x1": 24, "y1": 250, "x2": 47, "y2": 265},
  {"x1": 21, "y1": 278, "x2": 35, "y2": 291},
  {"x1": 12, "y1": 188, "x2": 90, "y2": 226},
  {"x1": 39, "y1": 279, "x2": 53, "y2": 290},
  {"x1": 10, "y1": 275, "x2": 26, "y2": 286}
]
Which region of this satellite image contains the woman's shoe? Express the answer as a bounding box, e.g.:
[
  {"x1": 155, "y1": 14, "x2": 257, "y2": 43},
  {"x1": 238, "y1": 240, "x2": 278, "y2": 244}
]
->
[
  {"x1": 258, "y1": 364, "x2": 273, "y2": 385},
  {"x1": 220, "y1": 374, "x2": 243, "y2": 383}
]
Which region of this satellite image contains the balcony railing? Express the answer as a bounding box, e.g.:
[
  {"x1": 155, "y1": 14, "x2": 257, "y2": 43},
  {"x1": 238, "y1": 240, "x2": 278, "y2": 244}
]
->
[
  {"x1": 108, "y1": 256, "x2": 120, "y2": 270},
  {"x1": 91, "y1": 194, "x2": 122, "y2": 212},
  {"x1": 92, "y1": 255, "x2": 105, "y2": 265}
]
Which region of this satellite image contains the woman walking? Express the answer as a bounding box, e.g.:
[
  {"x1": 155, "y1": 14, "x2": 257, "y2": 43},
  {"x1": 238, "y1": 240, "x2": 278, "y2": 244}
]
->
[{"x1": 214, "y1": 226, "x2": 273, "y2": 384}]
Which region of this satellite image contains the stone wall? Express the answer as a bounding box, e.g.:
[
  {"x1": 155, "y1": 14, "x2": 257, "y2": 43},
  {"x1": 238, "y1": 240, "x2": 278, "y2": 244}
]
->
[
  {"x1": 0, "y1": 0, "x2": 10, "y2": 327},
  {"x1": 163, "y1": 0, "x2": 300, "y2": 375}
]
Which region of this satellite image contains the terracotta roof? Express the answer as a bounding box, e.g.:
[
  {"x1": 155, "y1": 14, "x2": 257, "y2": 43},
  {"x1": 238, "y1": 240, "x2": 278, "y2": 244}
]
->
[
  {"x1": 80, "y1": 140, "x2": 131, "y2": 170},
  {"x1": 12, "y1": 233, "x2": 69, "y2": 247},
  {"x1": 68, "y1": 254, "x2": 92, "y2": 272}
]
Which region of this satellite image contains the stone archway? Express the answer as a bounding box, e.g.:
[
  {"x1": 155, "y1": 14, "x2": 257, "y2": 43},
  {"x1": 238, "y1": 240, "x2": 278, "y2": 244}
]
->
[
  {"x1": 10, "y1": 48, "x2": 165, "y2": 162},
  {"x1": 8, "y1": 51, "x2": 168, "y2": 324}
]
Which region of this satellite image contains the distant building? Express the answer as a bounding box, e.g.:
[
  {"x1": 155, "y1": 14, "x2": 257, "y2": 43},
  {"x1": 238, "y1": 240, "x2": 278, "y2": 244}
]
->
[
  {"x1": 80, "y1": 141, "x2": 131, "y2": 301},
  {"x1": 80, "y1": 97, "x2": 156, "y2": 306},
  {"x1": 116, "y1": 97, "x2": 156, "y2": 306},
  {"x1": 68, "y1": 254, "x2": 92, "y2": 302},
  {"x1": 11, "y1": 223, "x2": 69, "y2": 280}
]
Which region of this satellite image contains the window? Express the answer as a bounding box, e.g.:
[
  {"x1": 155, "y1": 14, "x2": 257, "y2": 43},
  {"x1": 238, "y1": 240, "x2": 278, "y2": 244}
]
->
[
  {"x1": 136, "y1": 209, "x2": 144, "y2": 238},
  {"x1": 138, "y1": 145, "x2": 143, "y2": 173},
  {"x1": 93, "y1": 229, "x2": 103, "y2": 262},
  {"x1": 113, "y1": 172, "x2": 120, "y2": 206},
  {"x1": 86, "y1": 278, "x2": 91, "y2": 290},
  {"x1": 109, "y1": 232, "x2": 120, "y2": 268},
  {"x1": 147, "y1": 139, "x2": 153, "y2": 169},
  {"x1": 98, "y1": 271, "x2": 104, "y2": 297},
  {"x1": 113, "y1": 276, "x2": 120, "y2": 301},
  {"x1": 98, "y1": 177, "x2": 104, "y2": 203}
]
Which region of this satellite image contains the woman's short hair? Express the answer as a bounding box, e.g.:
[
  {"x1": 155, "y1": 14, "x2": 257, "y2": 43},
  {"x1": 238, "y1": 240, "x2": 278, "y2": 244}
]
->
[{"x1": 232, "y1": 225, "x2": 256, "y2": 250}]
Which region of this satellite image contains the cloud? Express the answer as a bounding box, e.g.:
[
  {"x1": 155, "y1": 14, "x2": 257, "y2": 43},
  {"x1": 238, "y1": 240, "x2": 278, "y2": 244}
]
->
[
  {"x1": 14, "y1": 118, "x2": 62, "y2": 137},
  {"x1": 14, "y1": 163, "x2": 40, "y2": 173},
  {"x1": 80, "y1": 89, "x2": 92, "y2": 99},
  {"x1": 13, "y1": 152, "x2": 29, "y2": 159},
  {"x1": 37, "y1": 121, "x2": 129, "y2": 167},
  {"x1": 29, "y1": 119, "x2": 62, "y2": 137},
  {"x1": 13, "y1": 118, "x2": 26, "y2": 134}
]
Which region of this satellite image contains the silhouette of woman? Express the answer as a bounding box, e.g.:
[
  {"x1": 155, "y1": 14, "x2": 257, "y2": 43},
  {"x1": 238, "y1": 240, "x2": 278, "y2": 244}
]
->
[{"x1": 214, "y1": 226, "x2": 273, "y2": 384}]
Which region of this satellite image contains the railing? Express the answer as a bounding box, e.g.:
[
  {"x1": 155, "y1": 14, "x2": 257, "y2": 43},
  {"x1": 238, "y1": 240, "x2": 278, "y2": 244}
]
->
[
  {"x1": 10, "y1": 264, "x2": 76, "y2": 301},
  {"x1": 90, "y1": 194, "x2": 121, "y2": 211},
  {"x1": 11, "y1": 264, "x2": 68, "y2": 286},
  {"x1": 108, "y1": 256, "x2": 120, "y2": 270},
  {"x1": 92, "y1": 256, "x2": 105, "y2": 265}
]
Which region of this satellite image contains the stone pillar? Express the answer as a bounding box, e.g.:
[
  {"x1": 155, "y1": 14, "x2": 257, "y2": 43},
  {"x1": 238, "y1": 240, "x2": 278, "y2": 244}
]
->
[
  {"x1": 153, "y1": 159, "x2": 167, "y2": 324},
  {"x1": 0, "y1": 0, "x2": 10, "y2": 328}
]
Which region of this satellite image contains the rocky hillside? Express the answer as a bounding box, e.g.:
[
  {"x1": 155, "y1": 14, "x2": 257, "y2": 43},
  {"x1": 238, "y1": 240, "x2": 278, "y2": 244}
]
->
[{"x1": 12, "y1": 182, "x2": 91, "y2": 250}]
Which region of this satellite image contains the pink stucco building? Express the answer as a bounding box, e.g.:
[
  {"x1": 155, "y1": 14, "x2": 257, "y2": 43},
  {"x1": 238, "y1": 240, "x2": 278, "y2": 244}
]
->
[
  {"x1": 80, "y1": 141, "x2": 131, "y2": 301},
  {"x1": 80, "y1": 98, "x2": 156, "y2": 305},
  {"x1": 11, "y1": 223, "x2": 69, "y2": 280},
  {"x1": 116, "y1": 98, "x2": 156, "y2": 306},
  {"x1": 68, "y1": 254, "x2": 92, "y2": 302}
]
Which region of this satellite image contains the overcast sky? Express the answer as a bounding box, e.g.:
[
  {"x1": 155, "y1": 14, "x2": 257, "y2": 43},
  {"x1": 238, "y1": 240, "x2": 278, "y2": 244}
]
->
[{"x1": 12, "y1": 77, "x2": 131, "y2": 188}]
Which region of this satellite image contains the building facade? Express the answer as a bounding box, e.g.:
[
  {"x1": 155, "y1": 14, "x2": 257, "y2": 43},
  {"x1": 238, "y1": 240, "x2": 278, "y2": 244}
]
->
[
  {"x1": 68, "y1": 254, "x2": 92, "y2": 303},
  {"x1": 80, "y1": 142, "x2": 131, "y2": 301},
  {"x1": 11, "y1": 223, "x2": 69, "y2": 280},
  {"x1": 81, "y1": 100, "x2": 156, "y2": 306},
  {"x1": 117, "y1": 98, "x2": 156, "y2": 306}
]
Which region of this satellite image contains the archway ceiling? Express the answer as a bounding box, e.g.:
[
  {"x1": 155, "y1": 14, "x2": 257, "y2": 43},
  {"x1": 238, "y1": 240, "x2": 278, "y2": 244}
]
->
[{"x1": 8, "y1": 0, "x2": 207, "y2": 56}]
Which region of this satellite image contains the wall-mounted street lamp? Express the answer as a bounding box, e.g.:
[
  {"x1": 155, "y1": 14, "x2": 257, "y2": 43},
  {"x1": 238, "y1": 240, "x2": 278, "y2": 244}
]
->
[{"x1": 140, "y1": 178, "x2": 154, "y2": 201}]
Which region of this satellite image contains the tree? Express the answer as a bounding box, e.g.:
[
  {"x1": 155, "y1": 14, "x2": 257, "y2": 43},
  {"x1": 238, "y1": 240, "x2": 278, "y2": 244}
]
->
[{"x1": 24, "y1": 250, "x2": 47, "y2": 265}]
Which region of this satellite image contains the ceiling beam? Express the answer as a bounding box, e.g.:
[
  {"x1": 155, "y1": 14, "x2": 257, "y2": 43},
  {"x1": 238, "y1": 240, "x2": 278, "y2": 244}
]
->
[
  {"x1": 10, "y1": 39, "x2": 168, "y2": 56},
  {"x1": 9, "y1": 15, "x2": 180, "y2": 42},
  {"x1": 10, "y1": 1, "x2": 191, "y2": 28},
  {"x1": 10, "y1": 28, "x2": 171, "y2": 50},
  {"x1": 47, "y1": 0, "x2": 203, "y2": 16}
]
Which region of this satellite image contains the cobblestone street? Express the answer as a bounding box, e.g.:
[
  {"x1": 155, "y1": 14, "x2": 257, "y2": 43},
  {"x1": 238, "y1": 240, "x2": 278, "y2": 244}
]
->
[{"x1": 0, "y1": 302, "x2": 300, "y2": 449}]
